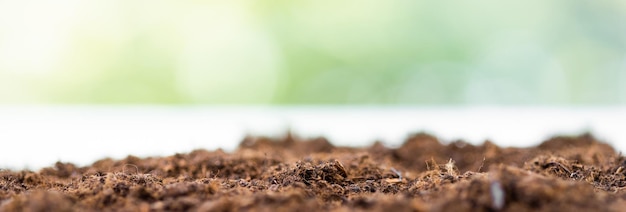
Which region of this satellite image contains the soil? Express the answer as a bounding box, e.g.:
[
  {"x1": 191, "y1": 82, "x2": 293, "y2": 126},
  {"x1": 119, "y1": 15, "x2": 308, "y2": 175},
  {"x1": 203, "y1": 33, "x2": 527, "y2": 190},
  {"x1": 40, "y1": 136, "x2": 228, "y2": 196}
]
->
[{"x1": 2, "y1": 133, "x2": 626, "y2": 211}]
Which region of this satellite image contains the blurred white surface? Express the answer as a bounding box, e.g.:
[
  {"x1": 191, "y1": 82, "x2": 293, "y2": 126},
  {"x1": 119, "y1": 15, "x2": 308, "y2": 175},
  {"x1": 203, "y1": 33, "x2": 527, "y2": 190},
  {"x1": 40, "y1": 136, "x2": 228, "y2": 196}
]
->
[{"x1": 0, "y1": 106, "x2": 624, "y2": 170}]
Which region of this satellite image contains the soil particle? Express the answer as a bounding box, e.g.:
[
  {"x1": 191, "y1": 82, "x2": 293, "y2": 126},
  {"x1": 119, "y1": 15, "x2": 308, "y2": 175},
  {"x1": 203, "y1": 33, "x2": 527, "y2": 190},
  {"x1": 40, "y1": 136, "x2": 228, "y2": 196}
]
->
[{"x1": 1, "y1": 133, "x2": 626, "y2": 211}]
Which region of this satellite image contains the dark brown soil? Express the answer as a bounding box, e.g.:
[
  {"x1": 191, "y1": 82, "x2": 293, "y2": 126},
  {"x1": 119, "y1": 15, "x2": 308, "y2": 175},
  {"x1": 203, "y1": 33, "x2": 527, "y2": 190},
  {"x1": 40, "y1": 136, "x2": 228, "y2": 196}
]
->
[{"x1": 2, "y1": 133, "x2": 626, "y2": 211}]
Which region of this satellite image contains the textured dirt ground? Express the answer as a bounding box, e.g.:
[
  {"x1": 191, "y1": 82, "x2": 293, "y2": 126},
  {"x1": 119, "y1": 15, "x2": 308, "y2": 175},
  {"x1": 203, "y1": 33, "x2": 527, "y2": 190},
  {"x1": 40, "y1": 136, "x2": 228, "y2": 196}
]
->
[{"x1": 1, "y1": 133, "x2": 626, "y2": 211}]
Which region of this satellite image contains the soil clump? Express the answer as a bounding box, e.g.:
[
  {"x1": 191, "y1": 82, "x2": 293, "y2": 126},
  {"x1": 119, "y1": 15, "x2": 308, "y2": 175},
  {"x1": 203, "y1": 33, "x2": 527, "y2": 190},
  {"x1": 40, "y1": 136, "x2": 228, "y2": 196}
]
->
[{"x1": 1, "y1": 133, "x2": 625, "y2": 211}]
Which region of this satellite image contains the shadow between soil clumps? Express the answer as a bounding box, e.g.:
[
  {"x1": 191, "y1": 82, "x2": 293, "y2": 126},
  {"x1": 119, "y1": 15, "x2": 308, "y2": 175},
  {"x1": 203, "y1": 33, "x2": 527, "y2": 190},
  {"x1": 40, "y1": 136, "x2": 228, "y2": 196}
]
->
[{"x1": 1, "y1": 133, "x2": 626, "y2": 211}]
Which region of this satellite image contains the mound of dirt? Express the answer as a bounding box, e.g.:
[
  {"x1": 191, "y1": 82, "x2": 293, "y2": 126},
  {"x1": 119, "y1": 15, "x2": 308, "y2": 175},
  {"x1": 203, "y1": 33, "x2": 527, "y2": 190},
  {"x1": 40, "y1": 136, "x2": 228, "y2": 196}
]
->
[{"x1": 2, "y1": 133, "x2": 625, "y2": 211}]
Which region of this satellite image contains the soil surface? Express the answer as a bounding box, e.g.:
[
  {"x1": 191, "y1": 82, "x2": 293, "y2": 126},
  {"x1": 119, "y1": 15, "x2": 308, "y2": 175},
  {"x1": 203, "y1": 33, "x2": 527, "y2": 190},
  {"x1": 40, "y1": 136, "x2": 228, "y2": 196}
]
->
[{"x1": 2, "y1": 133, "x2": 626, "y2": 211}]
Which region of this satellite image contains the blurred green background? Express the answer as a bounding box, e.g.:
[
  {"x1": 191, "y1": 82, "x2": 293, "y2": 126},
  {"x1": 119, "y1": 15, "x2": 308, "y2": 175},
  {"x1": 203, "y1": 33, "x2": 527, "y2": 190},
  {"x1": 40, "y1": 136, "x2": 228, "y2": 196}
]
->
[{"x1": 0, "y1": 1, "x2": 625, "y2": 105}]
